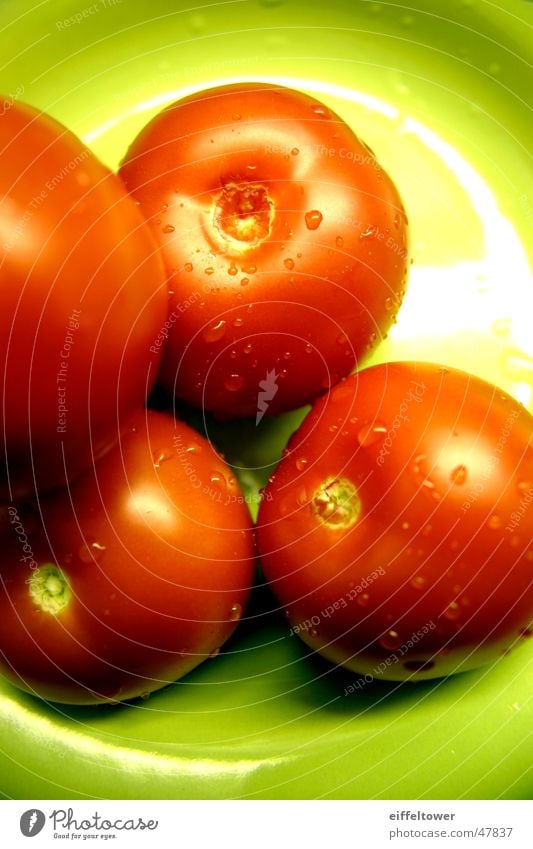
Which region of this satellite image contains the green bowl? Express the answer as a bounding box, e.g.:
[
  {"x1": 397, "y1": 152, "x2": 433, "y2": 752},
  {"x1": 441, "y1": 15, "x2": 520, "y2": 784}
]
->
[{"x1": 1, "y1": 0, "x2": 532, "y2": 799}]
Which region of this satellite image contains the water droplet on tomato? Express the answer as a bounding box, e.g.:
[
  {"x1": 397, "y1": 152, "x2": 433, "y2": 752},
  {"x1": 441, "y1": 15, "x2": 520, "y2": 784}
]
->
[
  {"x1": 242, "y1": 264, "x2": 257, "y2": 274},
  {"x1": 451, "y1": 464, "x2": 468, "y2": 485},
  {"x1": 228, "y1": 264, "x2": 238, "y2": 276},
  {"x1": 443, "y1": 602, "x2": 461, "y2": 621},
  {"x1": 411, "y1": 575, "x2": 426, "y2": 590},
  {"x1": 384, "y1": 297, "x2": 393, "y2": 311},
  {"x1": 401, "y1": 521, "x2": 410, "y2": 530},
  {"x1": 204, "y1": 267, "x2": 215, "y2": 275},
  {"x1": 487, "y1": 514, "x2": 501, "y2": 529},
  {"x1": 357, "y1": 422, "x2": 387, "y2": 447},
  {"x1": 305, "y1": 210, "x2": 323, "y2": 230},
  {"x1": 284, "y1": 258, "x2": 295, "y2": 270},
  {"x1": 295, "y1": 457, "x2": 308, "y2": 471},
  {"x1": 291, "y1": 147, "x2": 299, "y2": 155},
  {"x1": 209, "y1": 471, "x2": 227, "y2": 490},
  {"x1": 229, "y1": 603, "x2": 242, "y2": 622},
  {"x1": 379, "y1": 630, "x2": 402, "y2": 651},
  {"x1": 356, "y1": 593, "x2": 370, "y2": 607},
  {"x1": 233, "y1": 317, "x2": 244, "y2": 328},
  {"x1": 78, "y1": 542, "x2": 106, "y2": 563},
  {"x1": 184, "y1": 262, "x2": 193, "y2": 272},
  {"x1": 304, "y1": 343, "x2": 313, "y2": 354},
  {"x1": 185, "y1": 443, "x2": 202, "y2": 454},
  {"x1": 243, "y1": 343, "x2": 253, "y2": 354},
  {"x1": 209, "y1": 647, "x2": 220, "y2": 658},
  {"x1": 517, "y1": 480, "x2": 532, "y2": 494},
  {"x1": 360, "y1": 224, "x2": 379, "y2": 239},
  {"x1": 162, "y1": 224, "x2": 175, "y2": 234},
  {"x1": 311, "y1": 104, "x2": 330, "y2": 117},
  {"x1": 240, "y1": 277, "x2": 249, "y2": 286},
  {"x1": 224, "y1": 374, "x2": 243, "y2": 392},
  {"x1": 309, "y1": 627, "x2": 319, "y2": 638},
  {"x1": 202, "y1": 319, "x2": 227, "y2": 343},
  {"x1": 153, "y1": 449, "x2": 173, "y2": 467}
]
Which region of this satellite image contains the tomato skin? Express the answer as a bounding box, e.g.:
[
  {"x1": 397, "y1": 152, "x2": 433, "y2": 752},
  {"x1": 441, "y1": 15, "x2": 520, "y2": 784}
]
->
[
  {"x1": 0, "y1": 102, "x2": 169, "y2": 500},
  {"x1": 0, "y1": 411, "x2": 255, "y2": 704},
  {"x1": 257, "y1": 363, "x2": 533, "y2": 680},
  {"x1": 119, "y1": 83, "x2": 408, "y2": 418}
]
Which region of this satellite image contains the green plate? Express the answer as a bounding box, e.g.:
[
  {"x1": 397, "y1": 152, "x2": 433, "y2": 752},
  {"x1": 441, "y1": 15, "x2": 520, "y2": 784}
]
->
[{"x1": 1, "y1": 0, "x2": 532, "y2": 799}]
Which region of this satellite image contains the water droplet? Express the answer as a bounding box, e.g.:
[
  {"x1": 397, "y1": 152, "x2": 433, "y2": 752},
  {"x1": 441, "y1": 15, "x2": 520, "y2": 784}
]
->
[
  {"x1": 380, "y1": 630, "x2": 402, "y2": 651},
  {"x1": 411, "y1": 575, "x2": 426, "y2": 590},
  {"x1": 296, "y1": 457, "x2": 308, "y2": 471},
  {"x1": 284, "y1": 258, "x2": 295, "y2": 270},
  {"x1": 184, "y1": 262, "x2": 193, "y2": 272},
  {"x1": 360, "y1": 224, "x2": 379, "y2": 239},
  {"x1": 356, "y1": 593, "x2": 370, "y2": 607},
  {"x1": 209, "y1": 471, "x2": 227, "y2": 490},
  {"x1": 443, "y1": 602, "x2": 461, "y2": 621},
  {"x1": 229, "y1": 603, "x2": 242, "y2": 622},
  {"x1": 162, "y1": 224, "x2": 175, "y2": 234},
  {"x1": 153, "y1": 449, "x2": 173, "y2": 467},
  {"x1": 297, "y1": 488, "x2": 308, "y2": 507},
  {"x1": 224, "y1": 374, "x2": 243, "y2": 392},
  {"x1": 233, "y1": 317, "x2": 244, "y2": 328},
  {"x1": 205, "y1": 267, "x2": 215, "y2": 275},
  {"x1": 240, "y1": 277, "x2": 249, "y2": 286},
  {"x1": 451, "y1": 465, "x2": 467, "y2": 485},
  {"x1": 228, "y1": 264, "x2": 238, "y2": 276},
  {"x1": 357, "y1": 422, "x2": 387, "y2": 447},
  {"x1": 304, "y1": 343, "x2": 313, "y2": 354},
  {"x1": 401, "y1": 521, "x2": 410, "y2": 530},
  {"x1": 242, "y1": 264, "x2": 257, "y2": 274},
  {"x1": 209, "y1": 647, "x2": 220, "y2": 658},
  {"x1": 329, "y1": 423, "x2": 338, "y2": 433},
  {"x1": 291, "y1": 147, "x2": 299, "y2": 156},
  {"x1": 202, "y1": 319, "x2": 227, "y2": 343},
  {"x1": 243, "y1": 343, "x2": 253, "y2": 354},
  {"x1": 78, "y1": 542, "x2": 106, "y2": 563},
  {"x1": 335, "y1": 236, "x2": 344, "y2": 248},
  {"x1": 311, "y1": 104, "x2": 330, "y2": 118},
  {"x1": 487, "y1": 515, "x2": 501, "y2": 529},
  {"x1": 517, "y1": 480, "x2": 532, "y2": 494},
  {"x1": 185, "y1": 443, "x2": 202, "y2": 454},
  {"x1": 305, "y1": 210, "x2": 323, "y2": 230},
  {"x1": 309, "y1": 627, "x2": 318, "y2": 638}
]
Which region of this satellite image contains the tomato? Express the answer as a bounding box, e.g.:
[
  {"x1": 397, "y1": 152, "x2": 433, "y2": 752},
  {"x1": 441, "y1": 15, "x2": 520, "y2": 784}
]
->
[
  {"x1": 119, "y1": 83, "x2": 408, "y2": 419},
  {"x1": 0, "y1": 410, "x2": 255, "y2": 704},
  {"x1": 0, "y1": 101, "x2": 169, "y2": 500},
  {"x1": 256, "y1": 363, "x2": 533, "y2": 681}
]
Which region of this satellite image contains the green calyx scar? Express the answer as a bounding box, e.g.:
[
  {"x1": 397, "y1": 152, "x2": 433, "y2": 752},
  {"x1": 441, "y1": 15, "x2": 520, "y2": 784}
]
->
[
  {"x1": 28, "y1": 564, "x2": 71, "y2": 615},
  {"x1": 312, "y1": 478, "x2": 361, "y2": 529}
]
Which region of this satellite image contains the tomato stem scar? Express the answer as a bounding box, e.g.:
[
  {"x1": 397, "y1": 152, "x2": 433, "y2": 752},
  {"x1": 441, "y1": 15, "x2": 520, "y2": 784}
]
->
[
  {"x1": 212, "y1": 182, "x2": 274, "y2": 248},
  {"x1": 28, "y1": 563, "x2": 71, "y2": 614},
  {"x1": 312, "y1": 478, "x2": 361, "y2": 529}
]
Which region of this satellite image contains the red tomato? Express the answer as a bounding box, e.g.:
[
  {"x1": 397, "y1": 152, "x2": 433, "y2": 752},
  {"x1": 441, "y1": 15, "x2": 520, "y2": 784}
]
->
[
  {"x1": 257, "y1": 363, "x2": 533, "y2": 681},
  {"x1": 0, "y1": 101, "x2": 169, "y2": 500},
  {"x1": 119, "y1": 83, "x2": 408, "y2": 419},
  {"x1": 0, "y1": 410, "x2": 255, "y2": 704}
]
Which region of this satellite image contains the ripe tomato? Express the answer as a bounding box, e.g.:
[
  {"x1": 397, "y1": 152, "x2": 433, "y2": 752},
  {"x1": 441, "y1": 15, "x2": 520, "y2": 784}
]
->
[
  {"x1": 257, "y1": 363, "x2": 533, "y2": 681},
  {"x1": 0, "y1": 101, "x2": 169, "y2": 500},
  {"x1": 0, "y1": 410, "x2": 255, "y2": 704},
  {"x1": 119, "y1": 83, "x2": 408, "y2": 419}
]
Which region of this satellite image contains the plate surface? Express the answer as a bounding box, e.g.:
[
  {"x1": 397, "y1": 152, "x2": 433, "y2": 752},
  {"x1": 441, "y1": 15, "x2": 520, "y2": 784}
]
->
[{"x1": 0, "y1": 0, "x2": 532, "y2": 799}]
